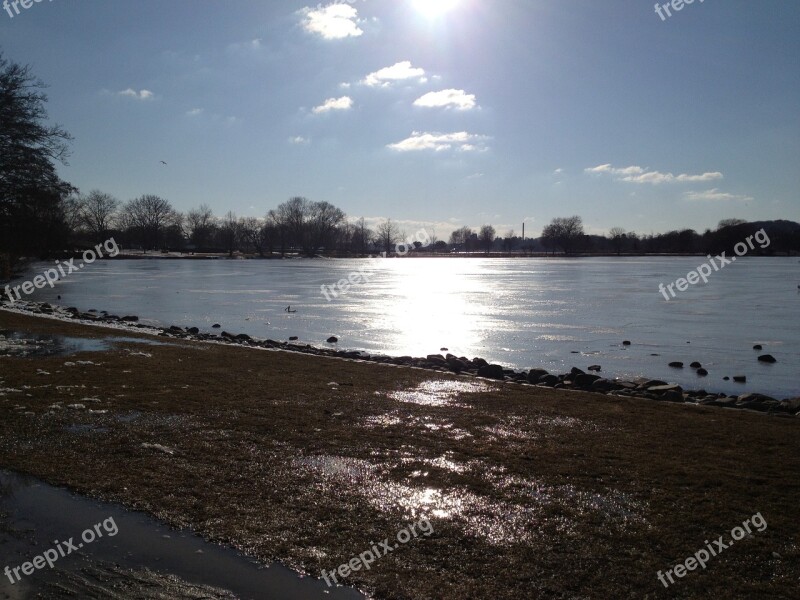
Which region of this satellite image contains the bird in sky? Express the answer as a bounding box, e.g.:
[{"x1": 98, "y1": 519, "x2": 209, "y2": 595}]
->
[{"x1": 160, "y1": 160, "x2": 167, "y2": 165}]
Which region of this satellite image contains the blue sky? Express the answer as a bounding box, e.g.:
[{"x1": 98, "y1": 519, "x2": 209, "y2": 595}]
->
[{"x1": 2, "y1": 0, "x2": 798, "y2": 238}]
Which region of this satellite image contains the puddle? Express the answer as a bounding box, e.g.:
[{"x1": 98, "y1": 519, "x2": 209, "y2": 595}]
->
[
  {"x1": 386, "y1": 380, "x2": 496, "y2": 407},
  {"x1": 294, "y1": 455, "x2": 647, "y2": 547},
  {"x1": 0, "y1": 331, "x2": 172, "y2": 358},
  {"x1": 0, "y1": 470, "x2": 364, "y2": 600}
]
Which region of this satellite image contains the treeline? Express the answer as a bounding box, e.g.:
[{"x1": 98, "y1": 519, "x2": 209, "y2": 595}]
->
[{"x1": 61, "y1": 192, "x2": 419, "y2": 258}]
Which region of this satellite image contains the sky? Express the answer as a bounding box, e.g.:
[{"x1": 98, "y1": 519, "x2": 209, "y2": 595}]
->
[{"x1": 1, "y1": 0, "x2": 799, "y2": 239}]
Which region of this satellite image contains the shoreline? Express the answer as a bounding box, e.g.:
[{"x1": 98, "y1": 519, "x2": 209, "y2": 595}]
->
[
  {"x1": 2, "y1": 300, "x2": 797, "y2": 415},
  {"x1": 1, "y1": 309, "x2": 799, "y2": 598}
]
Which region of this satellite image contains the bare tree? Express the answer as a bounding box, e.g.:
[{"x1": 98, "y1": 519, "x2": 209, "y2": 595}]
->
[
  {"x1": 449, "y1": 226, "x2": 473, "y2": 248},
  {"x1": 479, "y1": 224, "x2": 496, "y2": 254},
  {"x1": 122, "y1": 195, "x2": 179, "y2": 251},
  {"x1": 376, "y1": 219, "x2": 400, "y2": 255},
  {"x1": 79, "y1": 190, "x2": 119, "y2": 241},
  {"x1": 541, "y1": 216, "x2": 584, "y2": 255},
  {"x1": 717, "y1": 218, "x2": 747, "y2": 230},
  {"x1": 608, "y1": 227, "x2": 626, "y2": 255},
  {"x1": 186, "y1": 204, "x2": 216, "y2": 249},
  {"x1": 219, "y1": 211, "x2": 240, "y2": 257},
  {"x1": 307, "y1": 201, "x2": 345, "y2": 256},
  {"x1": 352, "y1": 217, "x2": 374, "y2": 256}
]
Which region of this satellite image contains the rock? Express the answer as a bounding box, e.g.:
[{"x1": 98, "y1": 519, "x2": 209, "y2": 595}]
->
[
  {"x1": 289, "y1": 336, "x2": 299, "y2": 341},
  {"x1": 622, "y1": 340, "x2": 631, "y2": 346},
  {"x1": 477, "y1": 364, "x2": 506, "y2": 380},
  {"x1": 668, "y1": 362, "x2": 684, "y2": 368},
  {"x1": 590, "y1": 378, "x2": 617, "y2": 392},
  {"x1": 641, "y1": 379, "x2": 668, "y2": 388},
  {"x1": 187, "y1": 327, "x2": 199, "y2": 335},
  {"x1": 426, "y1": 354, "x2": 447, "y2": 365},
  {"x1": 440, "y1": 347, "x2": 449, "y2": 352},
  {"x1": 575, "y1": 373, "x2": 602, "y2": 387},
  {"x1": 649, "y1": 384, "x2": 683, "y2": 394},
  {"x1": 757, "y1": 354, "x2": 777, "y2": 363},
  {"x1": 168, "y1": 326, "x2": 184, "y2": 333},
  {"x1": 212, "y1": 324, "x2": 221, "y2": 329},
  {"x1": 779, "y1": 398, "x2": 800, "y2": 414},
  {"x1": 527, "y1": 369, "x2": 549, "y2": 384},
  {"x1": 737, "y1": 393, "x2": 778, "y2": 404},
  {"x1": 733, "y1": 375, "x2": 747, "y2": 383},
  {"x1": 537, "y1": 374, "x2": 559, "y2": 387},
  {"x1": 235, "y1": 333, "x2": 251, "y2": 341},
  {"x1": 690, "y1": 362, "x2": 702, "y2": 369},
  {"x1": 570, "y1": 367, "x2": 586, "y2": 376},
  {"x1": 472, "y1": 357, "x2": 489, "y2": 368},
  {"x1": 723, "y1": 376, "x2": 730, "y2": 381},
  {"x1": 327, "y1": 336, "x2": 339, "y2": 344},
  {"x1": 753, "y1": 344, "x2": 763, "y2": 350},
  {"x1": 587, "y1": 365, "x2": 602, "y2": 372},
  {"x1": 696, "y1": 368, "x2": 709, "y2": 376},
  {"x1": 122, "y1": 315, "x2": 139, "y2": 322}
]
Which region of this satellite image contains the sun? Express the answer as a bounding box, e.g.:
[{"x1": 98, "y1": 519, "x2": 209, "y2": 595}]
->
[{"x1": 412, "y1": 0, "x2": 460, "y2": 19}]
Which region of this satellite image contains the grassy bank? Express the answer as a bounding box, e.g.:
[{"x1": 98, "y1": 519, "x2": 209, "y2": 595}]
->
[{"x1": 0, "y1": 310, "x2": 798, "y2": 599}]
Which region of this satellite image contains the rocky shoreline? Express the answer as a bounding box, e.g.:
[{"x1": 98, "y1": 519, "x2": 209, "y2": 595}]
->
[{"x1": 3, "y1": 298, "x2": 798, "y2": 417}]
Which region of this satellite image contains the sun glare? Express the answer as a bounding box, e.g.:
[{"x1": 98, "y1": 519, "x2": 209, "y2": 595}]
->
[{"x1": 412, "y1": 0, "x2": 460, "y2": 19}]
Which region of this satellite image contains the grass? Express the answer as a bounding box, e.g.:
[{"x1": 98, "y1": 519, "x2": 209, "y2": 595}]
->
[{"x1": 0, "y1": 310, "x2": 798, "y2": 599}]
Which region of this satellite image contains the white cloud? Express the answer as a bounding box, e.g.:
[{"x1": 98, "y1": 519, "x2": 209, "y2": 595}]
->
[
  {"x1": 362, "y1": 61, "x2": 426, "y2": 87},
  {"x1": 683, "y1": 189, "x2": 753, "y2": 202},
  {"x1": 553, "y1": 168, "x2": 563, "y2": 175},
  {"x1": 118, "y1": 89, "x2": 153, "y2": 100},
  {"x1": 312, "y1": 96, "x2": 353, "y2": 114},
  {"x1": 186, "y1": 108, "x2": 204, "y2": 116},
  {"x1": 585, "y1": 164, "x2": 723, "y2": 184},
  {"x1": 289, "y1": 136, "x2": 311, "y2": 145},
  {"x1": 301, "y1": 4, "x2": 363, "y2": 40},
  {"x1": 388, "y1": 131, "x2": 490, "y2": 152},
  {"x1": 413, "y1": 89, "x2": 477, "y2": 110}
]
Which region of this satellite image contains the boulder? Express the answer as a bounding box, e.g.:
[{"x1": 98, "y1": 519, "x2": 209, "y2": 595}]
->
[
  {"x1": 187, "y1": 327, "x2": 199, "y2": 335},
  {"x1": 757, "y1": 354, "x2": 777, "y2": 364},
  {"x1": 575, "y1": 373, "x2": 602, "y2": 387},
  {"x1": 690, "y1": 362, "x2": 702, "y2": 369},
  {"x1": 587, "y1": 365, "x2": 602, "y2": 372},
  {"x1": 668, "y1": 362, "x2": 684, "y2": 369},
  {"x1": 590, "y1": 378, "x2": 616, "y2": 392},
  {"x1": 733, "y1": 375, "x2": 747, "y2": 383},
  {"x1": 753, "y1": 344, "x2": 763, "y2": 350},
  {"x1": 121, "y1": 315, "x2": 139, "y2": 322},
  {"x1": 327, "y1": 336, "x2": 339, "y2": 344},
  {"x1": 570, "y1": 367, "x2": 586, "y2": 376},
  {"x1": 649, "y1": 384, "x2": 683, "y2": 394},
  {"x1": 527, "y1": 369, "x2": 549, "y2": 384},
  {"x1": 696, "y1": 368, "x2": 708, "y2": 376},
  {"x1": 426, "y1": 354, "x2": 447, "y2": 365},
  {"x1": 477, "y1": 364, "x2": 506, "y2": 380},
  {"x1": 622, "y1": 340, "x2": 631, "y2": 346},
  {"x1": 212, "y1": 324, "x2": 221, "y2": 329},
  {"x1": 537, "y1": 374, "x2": 559, "y2": 387}
]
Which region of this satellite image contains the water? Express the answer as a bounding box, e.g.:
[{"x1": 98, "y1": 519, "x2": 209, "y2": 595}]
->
[
  {"x1": 0, "y1": 470, "x2": 363, "y2": 599},
  {"x1": 17, "y1": 257, "x2": 800, "y2": 398}
]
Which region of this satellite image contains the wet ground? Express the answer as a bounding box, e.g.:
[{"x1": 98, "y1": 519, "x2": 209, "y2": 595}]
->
[
  {"x1": 1, "y1": 310, "x2": 799, "y2": 599},
  {"x1": 0, "y1": 470, "x2": 363, "y2": 600},
  {"x1": 0, "y1": 330, "x2": 173, "y2": 358}
]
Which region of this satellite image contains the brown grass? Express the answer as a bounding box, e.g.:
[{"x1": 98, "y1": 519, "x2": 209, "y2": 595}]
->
[{"x1": 1, "y1": 310, "x2": 798, "y2": 599}]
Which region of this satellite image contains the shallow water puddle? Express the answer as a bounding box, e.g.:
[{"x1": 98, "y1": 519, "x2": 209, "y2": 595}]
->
[
  {"x1": 386, "y1": 379, "x2": 496, "y2": 407},
  {"x1": 295, "y1": 455, "x2": 647, "y2": 546},
  {"x1": 0, "y1": 470, "x2": 363, "y2": 600},
  {"x1": 0, "y1": 330, "x2": 173, "y2": 358}
]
